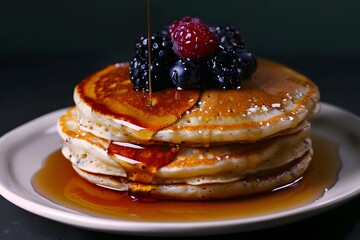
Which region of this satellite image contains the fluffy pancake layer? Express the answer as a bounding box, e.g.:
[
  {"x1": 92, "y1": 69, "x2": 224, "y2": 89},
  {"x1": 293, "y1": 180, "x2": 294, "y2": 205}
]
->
[
  {"x1": 73, "y1": 152, "x2": 312, "y2": 200},
  {"x1": 74, "y1": 58, "x2": 319, "y2": 145}
]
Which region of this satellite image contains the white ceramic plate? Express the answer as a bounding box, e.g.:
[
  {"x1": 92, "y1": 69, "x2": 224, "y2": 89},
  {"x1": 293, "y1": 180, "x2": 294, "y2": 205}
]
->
[{"x1": 0, "y1": 102, "x2": 360, "y2": 236}]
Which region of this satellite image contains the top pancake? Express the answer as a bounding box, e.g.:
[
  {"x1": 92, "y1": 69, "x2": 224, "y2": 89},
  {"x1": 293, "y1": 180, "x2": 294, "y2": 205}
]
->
[{"x1": 74, "y1": 58, "x2": 320, "y2": 144}]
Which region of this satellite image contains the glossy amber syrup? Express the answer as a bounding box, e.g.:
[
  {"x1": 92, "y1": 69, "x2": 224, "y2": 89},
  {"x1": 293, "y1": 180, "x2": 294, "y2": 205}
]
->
[
  {"x1": 107, "y1": 142, "x2": 179, "y2": 183},
  {"x1": 31, "y1": 134, "x2": 341, "y2": 222}
]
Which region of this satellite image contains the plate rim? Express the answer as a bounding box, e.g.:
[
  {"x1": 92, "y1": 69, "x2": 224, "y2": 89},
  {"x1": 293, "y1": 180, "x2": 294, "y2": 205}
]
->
[{"x1": 0, "y1": 102, "x2": 360, "y2": 236}]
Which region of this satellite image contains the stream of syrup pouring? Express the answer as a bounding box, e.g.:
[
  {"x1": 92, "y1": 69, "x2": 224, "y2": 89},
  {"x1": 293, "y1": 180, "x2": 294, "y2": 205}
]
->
[{"x1": 146, "y1": 0, "x2": 153, "y2": 108}]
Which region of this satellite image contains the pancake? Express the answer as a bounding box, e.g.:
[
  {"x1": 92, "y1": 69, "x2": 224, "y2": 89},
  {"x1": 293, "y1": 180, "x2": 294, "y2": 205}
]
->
[
  {"x1": 57, "y1": 57, "x2": 320, "y2": 200},
  {"x1": 74, "y1": 58, "x2": 319, "y2": 145}
]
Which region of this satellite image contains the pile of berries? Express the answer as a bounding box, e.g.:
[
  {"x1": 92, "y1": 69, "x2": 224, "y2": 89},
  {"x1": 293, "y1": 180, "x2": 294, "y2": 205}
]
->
[{"x1": 129, "y1": 16, "x2": 257, "y2": 91}]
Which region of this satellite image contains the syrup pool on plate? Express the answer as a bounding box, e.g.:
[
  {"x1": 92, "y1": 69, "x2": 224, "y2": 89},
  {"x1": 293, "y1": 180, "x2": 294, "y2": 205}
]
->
[{"x1": 31, "y1": 134, "x2": 341, "y2": 222}]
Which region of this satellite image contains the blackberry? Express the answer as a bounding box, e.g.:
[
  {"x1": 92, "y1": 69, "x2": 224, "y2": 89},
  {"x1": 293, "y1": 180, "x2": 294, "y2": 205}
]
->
[
  {"x1": 129, "y1": 56, "x2": 148, "y2": 91},
  {"x1": 211, "y1": 25, "x2": 245, "y2": 49},
  {"x1": 130, "y1": 32, "x2": 178, "y2": 91},
  {"x1": 135, "y1": 33, "x2": 176, "y2": 63},
  {"x1": 150, "y1": 59, "x2": 174, "y2": 90},
  {"x1": 210, "y1": 25, "x2": 257, "y2": 81},
  {"x1": 129, "y1": 56, "x2": 173, "y2": 91},
  {"x1": 207, "y1": 46, "x2": 244, "y2": 89},
  {"x1": 170, "y1": 58, "x2": 201, "y2": 90}
]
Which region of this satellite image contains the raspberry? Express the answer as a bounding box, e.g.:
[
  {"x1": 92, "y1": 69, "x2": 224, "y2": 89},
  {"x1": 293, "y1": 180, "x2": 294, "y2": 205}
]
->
[{"x1": 169, "y1": 17, "x2": 219, "y2": 60}]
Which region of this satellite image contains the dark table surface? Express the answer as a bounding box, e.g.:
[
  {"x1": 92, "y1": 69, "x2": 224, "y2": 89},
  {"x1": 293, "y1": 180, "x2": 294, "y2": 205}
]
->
[{"x1": 0, "y1": 54, "x2": 359, "y2": 239}]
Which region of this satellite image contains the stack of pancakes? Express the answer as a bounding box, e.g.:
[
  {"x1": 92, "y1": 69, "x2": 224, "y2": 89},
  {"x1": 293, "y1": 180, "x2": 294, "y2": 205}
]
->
[{"x1": 57, "y1": 58, "x2": 320, "y2": 200}]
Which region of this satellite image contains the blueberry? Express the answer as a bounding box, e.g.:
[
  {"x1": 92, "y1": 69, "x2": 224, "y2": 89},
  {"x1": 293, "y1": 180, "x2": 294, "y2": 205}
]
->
[
  {"x1": 170, "y1": 59, "x2": 201, "y2": 90},
  {"x1": 235, "y1": 48, "x2": 257, "y2": 78}
]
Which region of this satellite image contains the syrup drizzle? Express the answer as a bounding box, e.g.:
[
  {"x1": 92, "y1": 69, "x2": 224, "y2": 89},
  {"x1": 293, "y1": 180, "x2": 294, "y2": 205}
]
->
[
  {"x1": 146, "y1": 0, "x2": 153, "y2": 108},
  {"x1": 108, "y1": 141, "x2": 179, "y2": 183}
]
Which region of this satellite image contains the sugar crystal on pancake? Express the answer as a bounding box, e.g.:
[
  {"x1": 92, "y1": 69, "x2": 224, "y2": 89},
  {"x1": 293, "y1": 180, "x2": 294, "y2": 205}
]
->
[{"x1": 57, "y1": 17, "x2": 320, "y2": 200}]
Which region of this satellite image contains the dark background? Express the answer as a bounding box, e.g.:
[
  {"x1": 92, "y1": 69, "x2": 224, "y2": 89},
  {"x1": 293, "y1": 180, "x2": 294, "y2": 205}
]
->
[
  {"x1": 1, "y1": 0, "x2": 360, "y2": 58},
  {"x1": 1, "y1": 0, "x2": 360, "y2": 239},
  {"x1": 1, "y1": 0, "x2": 359, "y2": 136}
]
